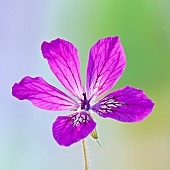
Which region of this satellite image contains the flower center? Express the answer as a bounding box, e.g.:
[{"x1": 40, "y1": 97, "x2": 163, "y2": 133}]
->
[{"x1": 81, "y1": 93, "x2": 90, "y2": 111}]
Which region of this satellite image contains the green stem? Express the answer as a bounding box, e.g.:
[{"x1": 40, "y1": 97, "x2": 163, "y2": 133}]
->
[{"x1": 82, "y1": 139, "x2": 88, "y2": 170}]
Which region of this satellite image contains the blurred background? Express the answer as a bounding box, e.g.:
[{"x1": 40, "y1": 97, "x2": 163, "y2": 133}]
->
[{"x1": 0, "y1": 0, "x2": 170, "y2": 170}]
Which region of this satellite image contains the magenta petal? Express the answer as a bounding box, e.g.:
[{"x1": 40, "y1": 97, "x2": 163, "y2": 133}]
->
[
  {"x1": 86, "y1": 36, "x2": 126, "y2": 100},
  {"x1": 91, "y1": 86, "x2": 154, "y2": 122},
  {"x1": 52, "y1": 112, "x2": 96, "y2": 146},
  {"x1": 12, "y1": 76, "x2": 79, "y2": 111},
  {"x1": 41, "y1": 38, "x2": 84, "y2": 100}
]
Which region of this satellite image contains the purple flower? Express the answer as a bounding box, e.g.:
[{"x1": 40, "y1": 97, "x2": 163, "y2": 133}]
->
[{"x1": 12, "y1": 36, "x2": 154, "y2": 147}]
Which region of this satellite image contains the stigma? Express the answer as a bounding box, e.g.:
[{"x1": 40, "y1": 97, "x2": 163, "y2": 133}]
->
[{"x1": 81, "y1": 93, "x2": 90, "y2": 111}]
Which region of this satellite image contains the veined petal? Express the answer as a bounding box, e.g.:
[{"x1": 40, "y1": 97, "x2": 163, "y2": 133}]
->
[
  {"x1": 86, "y1": 36, "x2": 126, "y2": 100},
  {"x1": 41, "y1": 38, "x2": 84, "y2": 100},
  {"x1": 91, "y1": 86, "x2": 154, "y2": 122},
  {"x1": 52, "y1": 112, "x2": 96, "y2": 146},
  {"x1": 12, "y1": 76, "x2": 79, "y2": 111}
]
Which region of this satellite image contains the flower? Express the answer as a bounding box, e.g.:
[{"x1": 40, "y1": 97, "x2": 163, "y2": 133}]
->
[{"x1": 12, "y1": 36, "x2": 154, "y2": 147}]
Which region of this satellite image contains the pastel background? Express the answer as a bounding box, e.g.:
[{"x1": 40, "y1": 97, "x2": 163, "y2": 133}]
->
[{"x1": 1, "y1": 0, "x2": 170, "y2": 170}]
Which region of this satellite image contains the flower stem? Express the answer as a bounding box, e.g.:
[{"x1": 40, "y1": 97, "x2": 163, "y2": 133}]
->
[{"x1": 82, "y1": 139, "x2": 88, "y2": 170}]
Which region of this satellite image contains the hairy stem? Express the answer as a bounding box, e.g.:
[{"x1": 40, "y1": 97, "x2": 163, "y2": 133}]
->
[{"x1": 82, "y1": 139, "x2": 88, "y2": 170}]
